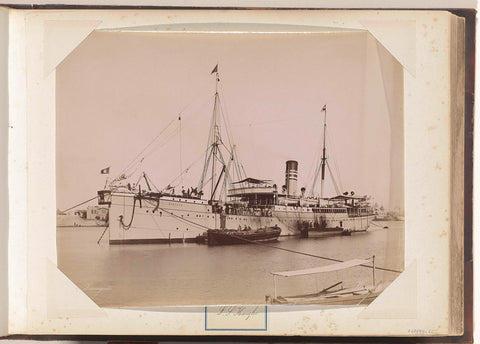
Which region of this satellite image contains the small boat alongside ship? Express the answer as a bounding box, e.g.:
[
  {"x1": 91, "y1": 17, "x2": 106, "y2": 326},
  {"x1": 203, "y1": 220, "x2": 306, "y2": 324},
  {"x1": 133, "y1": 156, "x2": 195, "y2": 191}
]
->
[
  {"x1": 97, "y1": 65, "x2": 374, "y2": 245},
  {"x1": 197, "y1": 225, "x2": 281, "y2": 246},
  {"x1": 266, "y1": 256, "x2": 389, "y2": 305}
]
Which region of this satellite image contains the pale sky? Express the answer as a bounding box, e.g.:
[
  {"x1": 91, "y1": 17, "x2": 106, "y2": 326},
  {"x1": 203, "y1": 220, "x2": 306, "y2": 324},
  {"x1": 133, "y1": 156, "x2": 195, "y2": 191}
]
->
[{"x1": 56, "y1": 31, "x2": 404, "y2": 211}]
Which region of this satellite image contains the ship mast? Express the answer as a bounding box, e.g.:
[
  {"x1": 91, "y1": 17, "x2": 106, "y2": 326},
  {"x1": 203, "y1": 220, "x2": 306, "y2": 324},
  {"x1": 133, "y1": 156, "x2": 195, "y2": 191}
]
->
[
  {"x1": 197, "y1": 64, "x2": 246, "y2": 201},
  {"x1": 320, "y1": 104, "x2": 327, "y2": 199},
  {"x1": 198, "y1": 64, "x2": 227, "y2": 201},
  {"x1": 211, "y1": 66, "x2": 220, "y2": 198},
  {"x1": 311, "y1": 104, "x2": 342, "y2": 200}
]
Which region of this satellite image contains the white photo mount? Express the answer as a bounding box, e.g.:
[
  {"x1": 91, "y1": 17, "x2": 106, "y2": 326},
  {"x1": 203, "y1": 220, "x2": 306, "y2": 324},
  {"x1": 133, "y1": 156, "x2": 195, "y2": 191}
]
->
[{"x1": 5, "y1": 9, "x2": 465, "y2": 336}]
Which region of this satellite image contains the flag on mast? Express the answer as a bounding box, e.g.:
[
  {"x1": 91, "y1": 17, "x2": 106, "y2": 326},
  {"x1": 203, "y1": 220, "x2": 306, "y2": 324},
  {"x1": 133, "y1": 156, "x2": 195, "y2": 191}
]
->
[
  {"x1": 322, "y1": 104, "x2": 327, "y2": 112},
  {"x1": 211, "y1": 64, "x2": 218, "y2": 74},
  {"x1": 100, "y1": 167, "x2": 110, "y2": 174}
]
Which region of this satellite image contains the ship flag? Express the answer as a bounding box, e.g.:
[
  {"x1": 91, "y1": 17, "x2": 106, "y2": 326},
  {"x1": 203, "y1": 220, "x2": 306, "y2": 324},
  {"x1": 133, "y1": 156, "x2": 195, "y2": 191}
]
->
[
  {"x1": 100, "y1": 167, "x2": 110, "y2": 174},
  {"x1": 322, "y1": 104, "x2": 327, "y2": 112},
  {"x1": 211, "y1": 64, "x2": 218, "y2": 74}
]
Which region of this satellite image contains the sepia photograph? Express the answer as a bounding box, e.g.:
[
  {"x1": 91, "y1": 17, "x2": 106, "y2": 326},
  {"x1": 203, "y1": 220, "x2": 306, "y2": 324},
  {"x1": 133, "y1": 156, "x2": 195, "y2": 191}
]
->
[{"x1": 56, "y1": 29, "x2": 405, "y2": 307}]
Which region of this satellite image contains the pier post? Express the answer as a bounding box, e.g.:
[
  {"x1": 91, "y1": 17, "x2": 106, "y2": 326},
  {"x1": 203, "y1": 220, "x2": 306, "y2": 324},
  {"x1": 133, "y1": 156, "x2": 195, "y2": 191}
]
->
[
  {"x1": 372, "y1": 255, "x2": 376, "y2": 287},
  {"x1": 273, "y1": 275, "x2": 277, "y2": 299},
  {"x1": 168, "y1": 232, "x2": 171, "y2": 245}
]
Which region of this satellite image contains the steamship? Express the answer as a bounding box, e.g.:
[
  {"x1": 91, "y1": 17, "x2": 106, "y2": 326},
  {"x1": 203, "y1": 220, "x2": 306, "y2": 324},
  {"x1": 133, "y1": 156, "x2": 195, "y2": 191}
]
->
[{"x1": 97, "y1": 66, "x2": 373, "y2": 244}]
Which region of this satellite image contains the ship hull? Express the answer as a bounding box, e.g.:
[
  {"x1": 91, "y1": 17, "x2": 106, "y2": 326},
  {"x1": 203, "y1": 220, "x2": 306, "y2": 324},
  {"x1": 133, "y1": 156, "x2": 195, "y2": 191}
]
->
[{"x1": 107, "y1": 192, "x2": 372, "y2": 244}]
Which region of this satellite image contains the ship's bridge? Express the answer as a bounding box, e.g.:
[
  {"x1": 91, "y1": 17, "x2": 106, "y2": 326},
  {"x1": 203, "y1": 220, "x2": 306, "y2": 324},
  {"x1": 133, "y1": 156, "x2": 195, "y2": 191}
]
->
[{"x1": 227, "y1": 178, "x2": 275, "y2": 198}]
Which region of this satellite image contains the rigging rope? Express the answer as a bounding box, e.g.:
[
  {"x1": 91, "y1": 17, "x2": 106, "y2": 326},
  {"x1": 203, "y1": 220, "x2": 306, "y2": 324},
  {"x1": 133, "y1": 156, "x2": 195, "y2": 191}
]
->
[
  {"x1": 97, "y1": 224, "x2": 109, "y2": 245},
  {"x1": 230, "y1": 117, "x2": 304, "y2": 128},
  {"x1": 219, "y1": 90, "x2": 248, "y2": 181},
  {"x1": 144, "y1": 173, "x2": 161, "y2": 193},
  {"x1": 326, "y1": 161, "x2": 341, "y2": 195},
  {"x1": 165, "y1": 146, "x2": 210, "y2": 190},
  {"x1": 217, "y1": 95, "x2": 235, "y2": 149},
  {"x1": 219, "y1": 233, "x2": 402, "y2": 274},
  {"x1": 140, "y1": 124, "x2": 181, "y2": 162},
  {"x1": 157, "y1": 206, "x2": 214, "y2": 231},
  {"x1": 306, "y1": 140, "x2": 322, "y2": 195},
  {"x1": 117, "y1": 92, "x2": 215, "y2": 182},
  {"x1": 61, "y1": 196, "x2": 99, "y2": 213},
  {"x1": 198, "y1": 111, "x2": 215, "y2": 192},
  {"x1": 119, "y1": 117, "x2": 177, "y2": 178},
  {"x1": 191, "y1": 219, "x2": 401, "y2": 274},
  {"x1": 326, "y1": 131, "x2": 344, "y2": 194}
]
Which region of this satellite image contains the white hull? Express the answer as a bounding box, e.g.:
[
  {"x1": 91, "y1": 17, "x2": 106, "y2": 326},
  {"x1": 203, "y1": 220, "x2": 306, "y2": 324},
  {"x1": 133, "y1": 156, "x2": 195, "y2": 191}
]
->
[{"x1": 108, "y1": 192, "x2": 372, "y2": 244}]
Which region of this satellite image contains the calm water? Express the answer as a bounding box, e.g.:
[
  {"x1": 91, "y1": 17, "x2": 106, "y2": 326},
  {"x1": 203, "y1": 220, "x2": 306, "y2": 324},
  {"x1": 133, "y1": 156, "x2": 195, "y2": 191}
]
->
[{"x1": 57, "y1": 222, "x2": 404, "y2": 307}]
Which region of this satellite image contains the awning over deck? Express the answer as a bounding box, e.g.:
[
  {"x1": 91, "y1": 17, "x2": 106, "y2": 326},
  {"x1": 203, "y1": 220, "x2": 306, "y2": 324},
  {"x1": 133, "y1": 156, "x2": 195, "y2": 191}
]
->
[
  {"x1": 232, "y1": 177, "x2": 272, "y2": 184},
  {"x1": 324, "y1": 195, "x2": 368, "y2": 201},
  {"x1": 272, "y1": 259, "x2": 371, "y2": 277}
]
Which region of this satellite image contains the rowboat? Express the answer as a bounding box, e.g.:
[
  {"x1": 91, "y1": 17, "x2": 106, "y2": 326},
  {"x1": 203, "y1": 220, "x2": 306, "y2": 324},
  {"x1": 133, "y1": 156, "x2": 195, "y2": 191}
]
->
[{"x1": 266, "y1": 256, "x2": 389, "y2": 305}]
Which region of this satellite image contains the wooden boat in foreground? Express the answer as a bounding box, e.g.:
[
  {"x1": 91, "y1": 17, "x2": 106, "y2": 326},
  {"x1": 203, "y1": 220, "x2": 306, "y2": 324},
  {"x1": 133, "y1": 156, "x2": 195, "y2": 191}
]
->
[{"x1": 266, "y1": 256, "x2": 390, "y2": 305}]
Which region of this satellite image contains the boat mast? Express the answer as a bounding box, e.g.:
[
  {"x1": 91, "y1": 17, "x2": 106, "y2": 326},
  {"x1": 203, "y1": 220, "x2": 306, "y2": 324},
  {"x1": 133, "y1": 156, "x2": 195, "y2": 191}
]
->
[
  {"x1": 211, "y1": 66, "x2": 220, "y2": 199},
  {"x1": 198, "y1": 64, "x2": 241, "y2": 201},
  {"x1": 320, "y1": 104, "x2": 327, "y2": 199}
]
